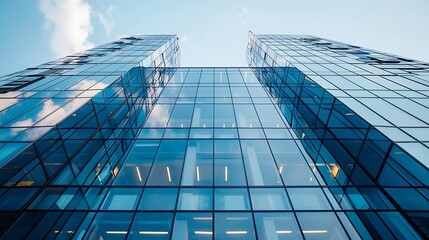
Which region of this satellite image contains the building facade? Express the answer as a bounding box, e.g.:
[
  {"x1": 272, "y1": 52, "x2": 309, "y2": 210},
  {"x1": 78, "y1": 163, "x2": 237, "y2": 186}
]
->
[{"x1": 0, "y1": 33, "x2": 427, "y2": 239}]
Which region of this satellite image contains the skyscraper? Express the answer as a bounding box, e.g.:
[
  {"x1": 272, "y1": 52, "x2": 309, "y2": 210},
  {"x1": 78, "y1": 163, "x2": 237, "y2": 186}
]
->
[{"x1": 0, "y1": 33, "x2": 427, "y2": 239}]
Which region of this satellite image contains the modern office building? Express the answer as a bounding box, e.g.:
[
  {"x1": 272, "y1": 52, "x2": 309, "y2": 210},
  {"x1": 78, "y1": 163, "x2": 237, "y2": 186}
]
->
[{"x1": 0, "y1": 33, "x2": 427, "y2": 239}]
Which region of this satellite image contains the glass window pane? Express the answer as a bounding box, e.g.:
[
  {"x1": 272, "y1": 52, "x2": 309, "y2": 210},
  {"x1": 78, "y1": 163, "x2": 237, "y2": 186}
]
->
[
  {"x1": 241, "y1": 140, "x2": 282, "y2": 186},
  {"x1": 201, "y1": 70, "x2": 214, "y2": 84},
  {"x1": 177, "y1": 188, "x2": 213, "y2": 210},
  {"x1": 215, "y1": 69, "x2": 228, "y2": 84},
  {"x1": 29, "y1": 187, "x2": 67, "y2": 210},
  {"x1": 214, "y1": 140, "x2": 246, "y2": 186},
  {"x1": 268, "y1": 140, "x2": 318, "y2": 186},
  {"x1": 164, "y1": 128, "x2": 189, "y2": 139},
  {"x1": 172, "y1": 213, "x2": 212, "y2": 239},
  {"x1": 296, "y1": 212, "x2": 348, "y2": 240},
  {"x1": 215, "y1": 86, "x2": 231, "y2": 98},
  {"x1": 146, "y1": 140, "x2": 186, "y2": 186},
  {"x1": 238, "y1": 128, "x2": 265, "y2": 139},
  {"x1": 250, "y1": 188, "x2": 291, "y2": 210},
  {"x1": 128, "y1": 212, "x2": 173, "y2": 240},
  {"x1": 377, "y1": 212, "x2": 422, "y2": 240},
  {"x1": 139, "y1": 188, "x2": 178, "y2": 210},
  {"x1": 167, "y1": 104, "x2": 194, "y2": 128},
  {"x1": 385, "y1": 188, "x2": 429, "y2": 210},
  {"x1": 254, "y1": 104, "x2": 286, "y2": 128},
  {"x1": 114, "y1": 140, "x2": 159, "y2": 186},
  {"x1": 138, "y1": 128, "x2": 165, "y2": 139},
  {"x1": 189, "y1": 128, "x2": 213, "y2": 139},
  {"x1": 1, "y1": 212, "x2": 46, "y2": 239},
  {"x1": 179, "y1": 86, "x2": 198, "y2": 98},
  {"x1": 197, "y1": 87, "x2": 214, "y2": 98},
  {"x1": 228, "y1": 71, "x2": 245, "y2": 84},
  {"x1": 0, "y1": 188, "x2": 38, "y2": 210},
  {"x1": 161, "y1": 85, "x2": 181, "y2": 98},
  {"x1": 264, "y1": 129, "x2": 291, "y2": 139},
  {"x1": 144, "y1": 104, "x2": 173, "y2": 127},
  {"x1": 100, "y1": 188, "x2": 142, "y2": 210},
  {"x1": 230, "y1": 87, "x2": 249, "y2": 97},
  {"x1": 247, "y1": 86, "x2": 269, "y2": 98},
  {"x1": 287, "y1": 188, "x2": 332, "y2": 210},
  {"x1": 85, "y1": 212, "x2": 133, "y2": 240},
  {"x1": 26, "y1": 212, "x2": 63, "y2": 239},
  {"x1": 215, "y1": 104, "x2": 236, "y2": 128},
  {"x1": 214, "y1": 129, "x2": 238, "y2": 139},
  {"x1": 215, "y1": 188, "x2": 250, "y2": 210},
  {"x1": 215, "y1": 212, "x2": 256, "y2": 240},
  {"x1": 192, "y1": 104, "x2": 214, "y2": 128},
  {"x1": 181, "y1": 140, "x2": 213, "y2": 186},
  {"x1": 185, "y1": 71, "x2": 201, "y2": 84},
  {"x1": 234, "y1": 105, "x2": 261, "y2": 128},
  {"x1": 254, "y1": 212, "x2": 303, "y2": 240}
]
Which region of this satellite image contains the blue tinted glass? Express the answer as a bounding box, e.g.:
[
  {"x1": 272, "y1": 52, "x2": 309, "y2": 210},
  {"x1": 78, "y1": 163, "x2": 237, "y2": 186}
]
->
[
  {"x1": 114, "y1": 140, "x2": 160, "y2": 185},
  {"x1": 234, "y1": 105, "x2": 261, "y2": 128},
  {"x1": 241, "y1": 140, "x2": 282, "y2": 186},
  {"x1": 214, "y1": 104, "x2": 236, "y2": 127},
  {"x1": 215, "y1": 87, "x2": 231, "y2": 98},
  {"x1": 146, "y1": 140, "x2": 186, "y2": 186},
  {"x1": 84, "y1": 212, "x2": 133, "y2": 239},
  {"x1": 214, "y1": 140, "x2": 246, "y2": 186},
  {"x1": 129, "y1": 212, "x2": 173, "y2": 240},
  {"x1": 385, "y1": 188, "x2": 429, "y2": 210},
  {"x1": 264, "y1": 129, "x2": 291, "y2": 139},
  {"x1": 215, "y1": 188, "x2": 250, "y2": 210},
  {"x1": 163, "y1": 128, "x2": 189, "y2": 139},
  {"x1": 287, "y1": 188, "x2": 331, "y2": 210},
  {"x1": 1, "y1": 212, "x2": 45, "y2": 239},
  {"x1": 189, "y1": 128, "x2": 213, "y2": 139},
  {"x1": 268, "y1": 140, "x2": 317, "y2": 186},
  {"x1": 179, "y1": 86, "x2": 198, "y2": 97},
  {"x1": 215, "y1": 212, "x2": 256, "y2": 240},
  {"x1": 238, "y1": 128, "x2": 265, "y2": 139},
  {"x1": 29, "y1": 187, "x2": 77, "y2": 210},
  {"x1": 192, "y1": 104, "x2": 214, "y2": 127},
  {"x1": 139, "y1": 188, "x2": 178, "y2": 210},
  {"x1": 172, "y1": 213, "x2": 212, "y2": 239},
  {"x1": 296, "y1": 212, "x2": 348, "y2": 240},
  {"x1": 101, "y1": 188, "x2": 142, "y2": 210},
  {"x1": 167, "y1": 104, "x2": 194, "y2": 128},
  {"x1": 177, "y1": 188, "x2": 213, "y2": 210},
  {"x1": 254, "y1": 104, "x2": 286, "y2": 128},
  {"x1": 197, "y1": 87, "x2": 214, "y2": 98},
  {"x1": 144, "y1": 105, "x2": 173, "y2": 127},
  {"x1": 250, "y1": 188, "x2": 291, "y2": 210},
  {"x1": 181, "y1": 140, "x2": 213, "y2": 186},
  {"x1": 254, "y1": 212, "x2": 303, "y2": 240},
  {"x1": 0, "y1": 188, "x2": 38, "y2": 210},
  {"x1": 214, "y1": 128, "x2": 238, "y2": 139},
  {"x1": 138, "y1": 128, "x2": 165, "y2": 139}
]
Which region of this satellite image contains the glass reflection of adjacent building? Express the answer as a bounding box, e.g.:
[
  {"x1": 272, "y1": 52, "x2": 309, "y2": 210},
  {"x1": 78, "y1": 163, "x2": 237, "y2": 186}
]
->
[{"x1": 0, "y1": 33, "x2": 428, "y2": 239}]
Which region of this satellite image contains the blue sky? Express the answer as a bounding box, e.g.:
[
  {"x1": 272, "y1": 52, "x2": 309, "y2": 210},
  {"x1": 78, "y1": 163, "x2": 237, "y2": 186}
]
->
[{"x1": 1, "y1": 0, "x2": 429, "y2": 76}]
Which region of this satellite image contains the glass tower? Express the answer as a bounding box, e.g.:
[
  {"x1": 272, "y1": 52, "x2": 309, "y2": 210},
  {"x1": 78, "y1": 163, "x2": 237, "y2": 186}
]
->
[{"x1": 0, "y1": 33, "x2": 427, "y2": 239}]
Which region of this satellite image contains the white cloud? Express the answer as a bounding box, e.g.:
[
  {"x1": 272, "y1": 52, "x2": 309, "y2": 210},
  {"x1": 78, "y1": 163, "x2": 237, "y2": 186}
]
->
[
  {"x1": 96, "y1": 3, "x2": 116, "y2": 35},
  {"x1": 39, "y1": 0, "x2": 94, "y2": 57}
]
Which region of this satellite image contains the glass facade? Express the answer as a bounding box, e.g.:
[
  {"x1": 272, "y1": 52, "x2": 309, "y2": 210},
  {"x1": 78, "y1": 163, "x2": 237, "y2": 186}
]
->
[
  {"x1": 247, "y1": 32, "x2": 429, "y2": 238},
  {"x1": 0, "y1": 33, "x2": 427, "y2": 239}
]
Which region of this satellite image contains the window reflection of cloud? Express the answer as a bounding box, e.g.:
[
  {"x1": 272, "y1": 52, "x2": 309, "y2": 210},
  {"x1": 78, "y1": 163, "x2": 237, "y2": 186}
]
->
[
  {"x1": 144, "y1": 105, "x2": 172, "y2": 127},
  {"x1": 0, "y1": 98, "x2": 20, "y2": 112},
  {"x1": 8, "y1": 79, "x2": 110, "y2": 140},
  {"x1": 69, "y1": 79, "x2": 102, "y2": 90}
]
